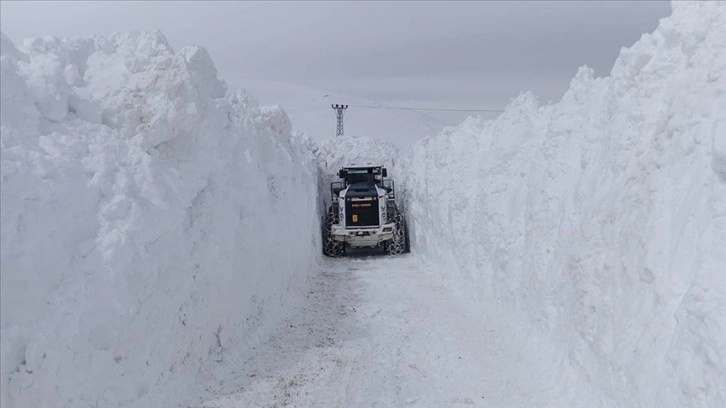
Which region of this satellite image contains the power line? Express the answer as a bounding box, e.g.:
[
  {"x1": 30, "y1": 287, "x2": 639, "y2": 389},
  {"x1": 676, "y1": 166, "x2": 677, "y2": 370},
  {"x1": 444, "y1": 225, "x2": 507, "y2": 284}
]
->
[{"x1": 348, "y1": 104, "x2": 504, "y2": 113}]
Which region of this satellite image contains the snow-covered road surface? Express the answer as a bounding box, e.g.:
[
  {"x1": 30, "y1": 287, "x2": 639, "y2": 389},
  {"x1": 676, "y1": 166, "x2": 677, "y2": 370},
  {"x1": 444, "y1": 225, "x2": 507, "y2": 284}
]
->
[{"x1": 200, "y1": 255, "x2": 566, "y2": 408}]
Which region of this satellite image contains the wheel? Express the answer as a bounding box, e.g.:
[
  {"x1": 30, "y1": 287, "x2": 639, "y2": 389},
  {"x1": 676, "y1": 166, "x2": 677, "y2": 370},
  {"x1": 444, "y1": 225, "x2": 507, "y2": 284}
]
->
[
  {"x1": 384, "y1": 206, "x2": 406, "y2": 255},
  {"x1": 322, "y1": 205, "x2": 345, "y2": 257}
]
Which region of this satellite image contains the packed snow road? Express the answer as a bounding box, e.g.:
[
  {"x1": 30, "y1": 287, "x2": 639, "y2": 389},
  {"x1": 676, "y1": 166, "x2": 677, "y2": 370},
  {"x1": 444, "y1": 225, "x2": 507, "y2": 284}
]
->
[{"x1": 200, "y1": 255, "x2": 561, "y2": 407}]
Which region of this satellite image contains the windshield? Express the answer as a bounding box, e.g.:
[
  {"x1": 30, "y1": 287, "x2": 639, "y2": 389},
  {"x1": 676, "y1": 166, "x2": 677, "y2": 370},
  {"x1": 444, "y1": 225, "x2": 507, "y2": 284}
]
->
[
  {"x1": 345, "y1": 168, "x2": 380, "y2": 184},
  {"x1": 346, "y1": 168, "x2": 380, "y2": 174}
]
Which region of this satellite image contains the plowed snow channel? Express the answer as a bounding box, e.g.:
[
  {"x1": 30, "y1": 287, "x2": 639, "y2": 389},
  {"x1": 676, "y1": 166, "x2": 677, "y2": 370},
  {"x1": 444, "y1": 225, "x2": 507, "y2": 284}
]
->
[{"x1": 200, "y1": 255, "x2": 561, "y2": 407}]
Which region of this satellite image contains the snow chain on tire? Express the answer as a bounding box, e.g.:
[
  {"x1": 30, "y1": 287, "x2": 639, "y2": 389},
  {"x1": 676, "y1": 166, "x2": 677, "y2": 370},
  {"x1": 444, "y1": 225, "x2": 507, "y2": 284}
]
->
[
  {"x1": 322, "y1": 205, "x2": 345, "y2": 257},
  {"x1": 385, "y1": 207, "x2": 406, "y2": 255}
]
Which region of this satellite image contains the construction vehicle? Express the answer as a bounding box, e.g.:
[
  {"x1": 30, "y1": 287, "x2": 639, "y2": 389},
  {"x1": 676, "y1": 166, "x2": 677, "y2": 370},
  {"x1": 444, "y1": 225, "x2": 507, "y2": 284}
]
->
[{"x1": 322, "y1": 164, "x2": 407, "y2": 257}]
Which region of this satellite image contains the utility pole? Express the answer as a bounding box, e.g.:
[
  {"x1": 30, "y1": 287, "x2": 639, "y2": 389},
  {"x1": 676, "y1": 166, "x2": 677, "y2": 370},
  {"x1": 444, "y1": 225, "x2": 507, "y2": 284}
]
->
[{"x1": 331, "y1": 104, "x2": 348, "y2": 136}]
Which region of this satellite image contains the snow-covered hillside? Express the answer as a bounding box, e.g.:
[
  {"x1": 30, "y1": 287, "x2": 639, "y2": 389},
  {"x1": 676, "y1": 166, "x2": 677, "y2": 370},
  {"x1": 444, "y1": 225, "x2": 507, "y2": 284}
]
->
[
  {"x1": 233, "y1": 79, "x2": 443, "y2": 150},
  {"x1": 402, "y1": 2, "x2": 726, "y2": 406},
  {"x1": 0, "y1": 31, "x2": 320, "y2": 408}
]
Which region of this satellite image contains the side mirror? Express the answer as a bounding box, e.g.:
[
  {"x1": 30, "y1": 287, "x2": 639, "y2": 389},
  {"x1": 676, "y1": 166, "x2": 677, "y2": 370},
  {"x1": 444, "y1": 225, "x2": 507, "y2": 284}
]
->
[
  {"x1": 382, "y1": 168, "x2": 388, "y2": 177},
  {"x1": 338, "y1": 169, "x2": 347, "y2": 178}
]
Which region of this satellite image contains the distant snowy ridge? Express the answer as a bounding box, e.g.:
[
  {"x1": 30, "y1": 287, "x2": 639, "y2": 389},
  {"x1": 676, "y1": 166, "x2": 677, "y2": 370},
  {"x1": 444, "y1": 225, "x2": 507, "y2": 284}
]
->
[
  {"x1": 401, "y1": 2, "x2": 726, "y2": 406},
  {"x1": 232, "y1": 79, "x2": 443, "y2": 150},
  {"x1": 1, "y1": 31, "x2": 320, "y2": 408},
  {"x1": 315, "y1": 135, "x2": 400, "y2": 179}
]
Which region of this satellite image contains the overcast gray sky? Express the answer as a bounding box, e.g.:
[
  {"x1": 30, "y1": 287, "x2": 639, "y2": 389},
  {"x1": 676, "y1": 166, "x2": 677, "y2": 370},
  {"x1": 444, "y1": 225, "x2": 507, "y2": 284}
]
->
[{"x1": 1, "y1": 1, "x2": 670, "y2": 113}]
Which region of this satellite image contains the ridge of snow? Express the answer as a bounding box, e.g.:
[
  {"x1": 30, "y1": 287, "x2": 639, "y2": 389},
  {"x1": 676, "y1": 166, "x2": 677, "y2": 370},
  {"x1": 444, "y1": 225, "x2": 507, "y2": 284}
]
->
[
  {"x1": 231, "y1": 79, "x2": 443, "y2": 150},
  {"x1": 401, "y1": 2, "x2": 726, "y2": 406},
  {"x1": 1, "y1": 31, "x2": 320, "y2": 408}
]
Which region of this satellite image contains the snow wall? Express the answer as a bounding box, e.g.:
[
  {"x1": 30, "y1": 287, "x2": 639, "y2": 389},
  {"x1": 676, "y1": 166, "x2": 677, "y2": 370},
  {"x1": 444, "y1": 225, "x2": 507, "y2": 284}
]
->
[
  {"x1": 402, "y1": 2, "x2": 725, "y2": 406},
  {"x1": 0, "y1": 31, "x2": 321, "y2": 408}
]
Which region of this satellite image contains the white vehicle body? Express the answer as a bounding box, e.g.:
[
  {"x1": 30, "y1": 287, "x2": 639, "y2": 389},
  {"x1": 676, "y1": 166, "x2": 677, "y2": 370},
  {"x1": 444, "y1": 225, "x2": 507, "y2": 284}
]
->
[{"x1": 331, "y1": 184, "x2": 395, "y2": 247}]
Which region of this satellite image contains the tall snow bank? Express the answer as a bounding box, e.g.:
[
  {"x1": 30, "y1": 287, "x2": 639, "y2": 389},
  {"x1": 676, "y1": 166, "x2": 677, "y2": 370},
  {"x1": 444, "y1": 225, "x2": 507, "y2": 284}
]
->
[
  {"x1": 402, "y1": 2, "x2": 726, "y2": 406},
  {"x1": 1, "y1": 31, "x2": 320, "y2": 408},
  {"x1": 316, "y1": 135, "x2": 400, "y2": 175}
]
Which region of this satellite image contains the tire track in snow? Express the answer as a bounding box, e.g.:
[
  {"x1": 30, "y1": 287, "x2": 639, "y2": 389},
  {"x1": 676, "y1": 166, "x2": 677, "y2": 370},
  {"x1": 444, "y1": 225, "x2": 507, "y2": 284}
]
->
[{"x1": 199, "y1": 255, "x2": 565, "y2": 407}]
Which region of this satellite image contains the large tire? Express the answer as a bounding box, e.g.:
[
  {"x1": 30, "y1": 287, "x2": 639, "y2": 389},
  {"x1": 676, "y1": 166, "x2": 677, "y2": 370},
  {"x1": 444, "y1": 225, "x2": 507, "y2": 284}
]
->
[
  {"x1": 322, "y1": 205, "x2": 345, "y2": 257},
  {"x1": 384, "y1": 207, "x2": 406, "y2": 255}
]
